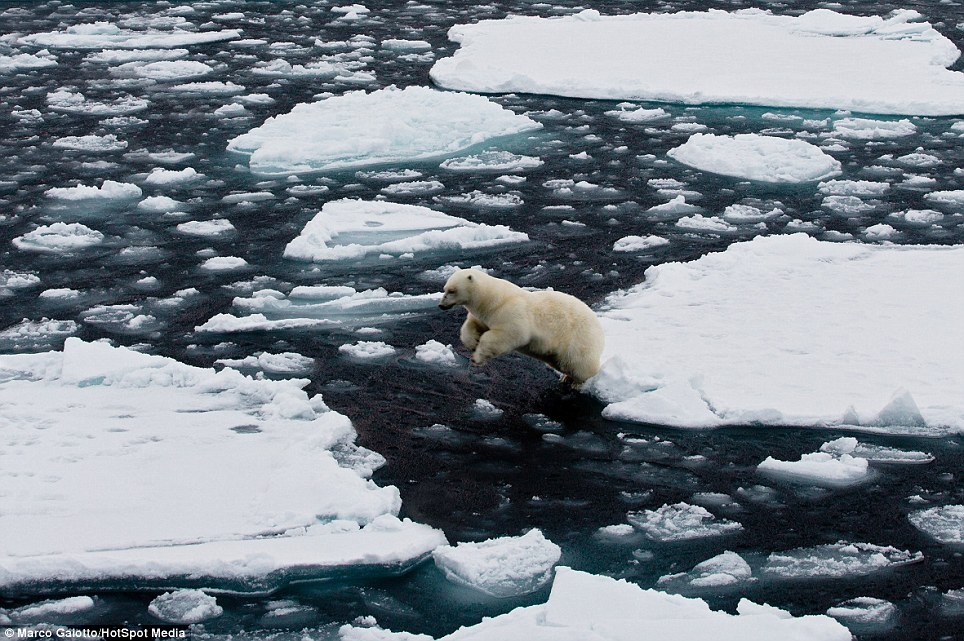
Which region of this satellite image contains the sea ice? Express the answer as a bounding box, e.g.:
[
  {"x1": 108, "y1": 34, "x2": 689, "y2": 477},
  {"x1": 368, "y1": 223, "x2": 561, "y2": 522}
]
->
[
  {"x1": 228, "y1": 86, "x2": 540, "y2": 175},
  {"x1": 758, "y1": 442, "x2": 870, "y2": 488},
  {"x1": 586, "y1": 235, "x2": 964, "y2": 431},
  {"x1": 45, "y1": 180, "x2": 142, "y2": 201},
  {"x1": 924, "y1": 190, "x2": 964, "y2": 207},
  {"x1": 283, "y1": 199, "x2": 527, "y2": 262},
  {"x1": 675, "y1": 214, "x2": 737, "y2": 234},
  {"x1": 439, "y1": 151, "x2": 543, "y2": 172},
  {"x1": 339, "y1": 567, "x2": 851, "y2": 640},
  {"x1": 0, "y1": 339, "x2": 444, "y2": 593},
  {"x1": 826, "y1": 597, "x2": 897, "y2": 630},
  {"x1": 667, "y1": 134, "x2": 841, "y2": 183},
  {"x1": 148, "y1": 590, "x2": 222, "y2": 624},
  {"x1": 200, "y1": 256, "x2": 249, "y2": 271},
  {"x1": 907, "y1": 505, "x2": 964, "y2": 544},
  {"x1": 20, "y1": 23, "x2": 241, "y2": 49},
  {"x1": 176, "y1": 219, "x2": 236, "y2": 237},
  {"x1": 47, "y1": 90, "x2": 149, "y2": 116},
  {"x1": 339, "y1": 341, "x2": 397, "y2": 360},
  {"x1": 763, "y1": 542, "x2": 922, "y2": 579},
  {"x1": 216, "y1": 352, "x2": 314, "y2": 376},
  {"x1": 111, "y1": 60, "x2": 214, "y2": 81},
  {"x1": 432, "y1": 529, "x2": 561, "y2": 597},
  {"x1": 0, "y1": 50, "x2": 57, "y2": 73},
  {"x1": 0, "y1": 318, "x2": 78, "y2": 352},
  {"x1": 831, "y1": 118, "x2": 917, "y2": 139},
  {"x1": 12, "y1": 222, "x2": 105, "y2": 253},
  {"x1": 3, "y1": 596, "x2": 96, "y2": 624},
  {"x1": 627, "y1": 503, "x2": 743, "y2": 542},
  {"x1": 431, "y1": 8, "x2": 964, "y2": 116},
  {"x1": 613, "y1": 235, "x2": 669, "y2": 252},
  {"x1": 52, "y1": 134, "x2": 128, "y2": 153},
  {"x1": 658, "y1": 551, "x2": 754, "y2": 589},
  {"x1": 414, "y1": 340, "x2": 459, "y2": 367}
]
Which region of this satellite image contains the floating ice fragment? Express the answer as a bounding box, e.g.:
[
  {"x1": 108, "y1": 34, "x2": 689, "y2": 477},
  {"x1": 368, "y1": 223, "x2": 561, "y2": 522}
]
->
[
  {"x1": 284, "y1": 200, "x2": 527, "y2": 262},
  {"x1": 0, "y1": 318, "x2": 78, "y2": 352},
  {"x1": 148, "y1": 590, "x2": 222, "y2": 624},
  {"x1": 925, "y1": 190, "x2": 964, "y2": 207},
  {"x1": 201, "y1": 256, "x2": 249, "y2": 271},
  {"x1": 826, "y1": 597, "x2": 897, "y2": 631},
  {"x1": 605, "y1": 106, "x2": 670, "y2": 123},
  {"x1": 722, "y1": 204, "x2": 782, "y2": 223},
  {"x1": 818, "y1": 179, "x2": 890, "y2": 197},
  {"x1": 676, "y1": 214, "x2": 737, "y2": 233},
  {"x1": 432, "y1": 529, "x2": 561, "y2": 597},
  {"x1": 20, "y1": 24, "x2": 241, "y2": 49},
  {"x1": 138, "y1": 195, "x2": 185, "y2": 213},
  {"x1": 52, "y1": 134, "x2": 128, "y2": 152},
  {"x1": 658, "y1": 551, "x2": 753, "y2": 589},
  {"x1": 471, "y1": 399, "x2": 504, "y2": 420},
  {"x1": 820, "y1": 437, "x2": 933, "y2": 464},
  {"x1": 47, "y1": 90, "x2": 149, "y2": 116},
  {"x1": 0, "y1": 50, "x2": 58, "y2": 73},
  {"x1": 228, "y1": 86, "x2": 540, "y2": 175},
  {"x1": 764, "y1": 542, "x2": 922, "y2": 579},
  {"x1": 216, "y1": 352, "x2": 314, "y2": 376},
  {"x1": 832, "y1": 118, "x2": 917, "y2": 139},
  {"x1": 339, "y1": 341, "x2": 397, "y2": 360},
  {"x1": 177, "y1": 219, "x2": 236, "y2": 237},
  {"x1": 13, "y1": 222, "x2": 105, "y2": 253},
  {"x1": 435, "y1": 191, "x2": 523, "y2": 208},
  {"x1": 45, "y1": 180, "x2": 142, "y2": 201},
  {"x1": 112, "y1": 60, "x2": 214, "y2": 81},
  {"x1": 874, "y1": 389, "x2": 926, "y2": 427},
  {"x1": 864, "y1": 223, "x2": 899, "y2": 241},
  {"x1": 5, "y1": 596, "x2": 95, "y2": 624},
  {"x1": 908, "y1": 505, "x2": 964, "y2": 544},
  {"x1": 431, "y1": 8, "x2": 964, "y2": 116},
  {"x1": 381, "y1": 180, "x2": 445, "y2": 196},
  {"x1": 440, "y1": 150, "x2": 543, "y2": 172},
  {"x1": 628, "y1": 502, "x2": 742, "y2": 541},
  {"x1": 613, "y1": 235, "x2": 669, "y2": 252},
  {"x1": 668, "y1": 133, "x2": 841, "y2": 183},
  {"x1": 144, "y1": 167, "x2": 199, "y2": 186},
  {"x1": 414, "y1": 340, "x2": 459, "y2": 367}
]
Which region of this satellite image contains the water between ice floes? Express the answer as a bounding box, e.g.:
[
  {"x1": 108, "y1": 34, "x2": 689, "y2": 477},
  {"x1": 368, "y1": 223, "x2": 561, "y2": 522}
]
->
[{"x1": 1, "y1": 0, "x2": 962, "y2": 639}]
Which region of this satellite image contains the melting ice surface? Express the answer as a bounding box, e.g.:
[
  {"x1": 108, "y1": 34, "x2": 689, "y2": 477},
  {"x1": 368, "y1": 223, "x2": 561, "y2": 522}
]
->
[{"x1": 1, "y1": 0, "x2": 963, "y2": 638}]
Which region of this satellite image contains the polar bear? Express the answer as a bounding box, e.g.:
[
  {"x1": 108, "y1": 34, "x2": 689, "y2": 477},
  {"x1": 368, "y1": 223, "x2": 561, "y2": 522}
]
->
[{"x1": 438, "y1": 269, "x2": 605, "y2": 386}]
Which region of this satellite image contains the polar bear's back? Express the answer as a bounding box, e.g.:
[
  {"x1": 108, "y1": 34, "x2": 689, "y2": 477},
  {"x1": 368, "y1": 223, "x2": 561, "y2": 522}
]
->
[{"x1": 523, "y1": 289, "x2": 605, "y2": 381}]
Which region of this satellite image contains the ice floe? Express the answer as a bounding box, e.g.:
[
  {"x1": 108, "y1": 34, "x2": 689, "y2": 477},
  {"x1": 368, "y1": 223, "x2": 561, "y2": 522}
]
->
[
  {"x1": 826, "y1": 597, "x2": 897, "y2": 631},
  {"x1": 658, "y1": 551, "x2": 754, "y2": 590},
  {"x1": 908, "y1": 505, "x2": 964, "y2": 544},
  {"x1": 20, "y1": 22, "x2": 241, "y2": 49},
  {"x1": 227, "y1": 86, "x2": 540, "y2": 175},
  {"x1": 0, "y1": 50, "x2": 57, "y2": 73},
  {"x1": 667, "y1": 134, "x2": 841, "y2": 183},
  {"x1": 763, "y1": 542, "x2": 922, "y2": 579},
  {"x1": 52, "y1": 134, "x2": 128, "y2": 153},
  {"x1": 148, "y1": 590, "x2": 222, "y2": 624},
  {"x1": 831, "y1": 118, "x2": 917, "y2": 139},
  {"x1": 439, "y1": 151, "x2": 543, "y2": 172},
  {"x1": 587, "y1": 234, "x2": 964, "y2": 431},
  {"x1": 432, "y1": 529, "x2": 561, "y2": 597},
  {"x1": 215, "y1": 352, "x2": 314, "y2": 376},
  {"x1": 13, "y1": 222, "x2": 105, "y2": 253},
  {"x1": 0, "y1": 339, "x2": 444, "y2": 593},
  {"x1": 340, "y1": 567, "x2": 851, "y2": 640},
  {"x1": 45, "y1": 180, "x2": 142, "y2": 201},
  {"x1": 414, "y1": 340, "x2": 459, "y2": 367},
  {"x1": 197, "y1": 286, "x2": 442, "y2": 333},
  {"x1": 176, "y1": 219, "x2": 236, "y2": 237},
  {"x1": 283, "y1": 199, "x2": 527, "y2": 262},
  {"x1": 758, "y1": 441, "x2": 870, "y2": 488},
  {"x1": 431, "y1": 8, "x2": 964, "y2": 116},
  {"x1": 627, "y1": 502, "x2": 742, "y2": 542},
  {"x1": 613, "y1": 235, "x2": 669, "y2": 252},
  {"x1": 339, "y1": 341, "x2": 397, "y2": 360}
]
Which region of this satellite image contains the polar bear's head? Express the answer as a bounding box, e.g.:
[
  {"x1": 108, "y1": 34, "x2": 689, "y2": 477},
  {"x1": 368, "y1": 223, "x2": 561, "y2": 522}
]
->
[{"x1": 438, "y1": 268, "x2": 482, "y2": 310}]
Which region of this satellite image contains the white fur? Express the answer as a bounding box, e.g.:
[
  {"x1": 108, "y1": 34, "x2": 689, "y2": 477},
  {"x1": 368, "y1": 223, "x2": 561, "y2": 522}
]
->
[{"x1": 438, "y1": 269, "x2": 605, "y2": 385}]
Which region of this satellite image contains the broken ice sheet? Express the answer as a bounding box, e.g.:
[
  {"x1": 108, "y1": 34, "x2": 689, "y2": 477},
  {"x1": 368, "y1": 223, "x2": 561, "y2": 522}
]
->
[
  {"x1": 908, "y1": 505, "x2": 964, "y2": 544},
  {"x1": 283, "y1": 199, "x2": 527, "y2": 262},
  {"x1": 627, "y1": 502, "x2": 742, "y2": 542},
  {"x1": 196, "y1": 285, "x2": 442, "y2": 333},
  {"x1": 763, "y1": 542, "x2": 923, "y2": 579},
  {"x1": 657, "y1": 551, "x2": 754, "y2": 591}
]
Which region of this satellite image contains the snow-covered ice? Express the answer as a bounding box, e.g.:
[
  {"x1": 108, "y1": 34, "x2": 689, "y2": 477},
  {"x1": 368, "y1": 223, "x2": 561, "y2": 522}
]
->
[
  {"x1": 432, "y1": 529, "x2": 561, "y2": 597},
  {"x1": 587, "y1": 235, "x2": 964, "y2": 431},
  {"x1": 908, "y1": 505, "x2": 964, "y2": 544},
  {"x1": 832, "y1": 118, "x2": 917, "y2": 139},
  {"x1": 148, "y1": 589, "x2": 222, "y2": 624},
  {"x1": 13, "y1": 223, "x2": 105, "y2": 253},
  {"x1": 340, "y1": 567, "x2": 851, "y2": 640},
  {"x1": 414, "y1": 341, "x2": 459, "y2": 367},
  {"x1": 45, "y1": 180, "x2": 142, "y2": 201},
  {"x1": 439, "y1": 151, "x2": 543, "y2": 173},
  {"x1": 0, "y1": 339, "x2": 444, "y2": 592},
  {"x1": 20, "y1": 23, "x2": 241, "y2": 49},
  {"x1": 667, "y1": 134, "x2": 842, "y2": 183},
  {"x1": 227, "y1": 86, "x2": 540, "y2": 175},
  {"x1": 758, "y1": 438, "x2": 871, "y2": 488},
  {"x1": 613, "y1": 235, "x2": 670, "y2": 252},
  {"x1": 339, "y1": 341, "x2": 397, "y2": 361},
  {"x1": 658, "y1": 551, "x2": 754, "y2": 590},
  {"x1": 283, "y1": 199, "x2": 527, "y2": 262},
  {"x1": 826, "y1": 597, "x2": 897, "y2": 630},
  {"x1": 198, "y1": 284, "x2": 444, "y2": 334},
  {"x1": 763, "y1": 542, "x2": 923, "y2": 579},
  {"x1": 627, "y1": 503, "x2": 742, "y2": 542},
  {"x1": 431, "y1": 8, "x2": 964, "y2": 116}
]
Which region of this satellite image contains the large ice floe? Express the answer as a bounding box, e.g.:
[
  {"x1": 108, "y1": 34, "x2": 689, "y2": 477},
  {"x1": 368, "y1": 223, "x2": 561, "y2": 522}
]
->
[
  {"x1": 227, "y1": 86, "x2": 540, "y2": 175},
  {"x1": 339, "y1": 567, "x2": 851, "y2": 640},
  {"x1": 430, "y1": 8, "x2": 964, "y2": 116},
  {"x1": 586, "y1": 234, "x2": 964, "y2": 431},
  {"x1": 667, "y1": 134, "x2": 842, "y2": 183},
  {"x1": 0, "y1": 339, "x2": 444, "y2": 594},
  {"x1": 284, "y1": 199, "x2": 527, "y2": 262}
]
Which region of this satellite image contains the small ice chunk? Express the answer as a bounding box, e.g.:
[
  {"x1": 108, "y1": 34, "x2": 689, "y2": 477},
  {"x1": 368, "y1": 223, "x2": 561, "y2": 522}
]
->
[
  {"x1": 440, "y1": 150, "x2": 543, "y2": 172},
  {"x1": 908, "y1": 505, "x2": 964, "y2": 544},
  {"x1": 201, "y1": 256, "x2": 248, "y2": 271},
  {"x1": 144, "y1": 167, "x2": 199, "y2": 186},
  {"x1": 414, "y1": 340, "x2": 458, "y2": 366},
  {"x1": 148, "y1": 589, "x2": 223, "y2": 624},
  {"x1": 138, "y1": 195, "x2": 185, "y2": 213},
  {"x1": 647, "y1": 195, "x2": 700, "y2": 216},
  {"x1": 832, "y1": 118, "x2": 917, "y2": 139},
  {"x1": 627, "y1": 502, "x2": 742, "y2": 541},
  {"x1": 432, "y1": 529, "x2": 561, "y2": 597},
  {"x1": 613, "y1": 235, "x2": 670, "y2": 252},
  {"x1": 46, "y1": 180, "x2": 142, "y2": 200},
  {"x1": 339, "y1": 341, "x2": 397, "y2": 360},
  {"x1": 7, "y1": 596, "x2": 96, "y2": 623},
  {"x1": 13, "y1": 223, "x2": 105, "y2": 253},
  {"x1": 659, "y1": 551, "x2": 753, "y2": 589},
  {"x1": 758, "y1": 440, "x2": 870, "y2": 488},
  {"x1": 668, "y1": 133, "x2": 841, "y2": 183},
  {"x1": 52, "y1": 134, "x2": 128, "y2": 153},
  {"x1": 818, "y1": 179, "x2": 890, "y2": 197},
  {"x1": 676, "y1": 214, "x2": 737, "y2": 233},
  {"x1": 605, "y1": 106, "x2": 670, "y2": 123},
  {"x1": 924, "y1": 190, "x2": 964, "y2": 207},
  {"x1": 722, "y1": 204, "x2": 781, "y2": 223},
  {"x1": 437, "y1": 191, "x2": 523, "y2": 208},
  {"x1": 177, "y1": 219, "x2": 236, "y2": 237},
  {"x1": 216, "y1": 352, "x2": 314, "y2": 375},
  {"x1": 865, "y1": 223, "x2": 898, "y2": 241},
  {"x1": 471, "y1": 399, "x2": 504, "y2": 420},
  {"x1": 764, "y1": 541, "x2": 922, "y2": 579},
  {"x1": 826, "y1": 597, "x2": 897, "y2": 630}
]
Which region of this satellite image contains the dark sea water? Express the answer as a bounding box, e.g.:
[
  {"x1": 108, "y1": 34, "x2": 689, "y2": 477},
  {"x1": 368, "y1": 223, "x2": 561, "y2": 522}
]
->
[{"x1": 1, "y1": 0, "x2": 962, "y2": 639}]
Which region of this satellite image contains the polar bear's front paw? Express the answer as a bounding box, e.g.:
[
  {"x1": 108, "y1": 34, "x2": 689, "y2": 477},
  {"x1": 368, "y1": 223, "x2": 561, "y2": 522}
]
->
[{"x1": 471, "y1": 350, "x2": 489, "y2": 366}]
